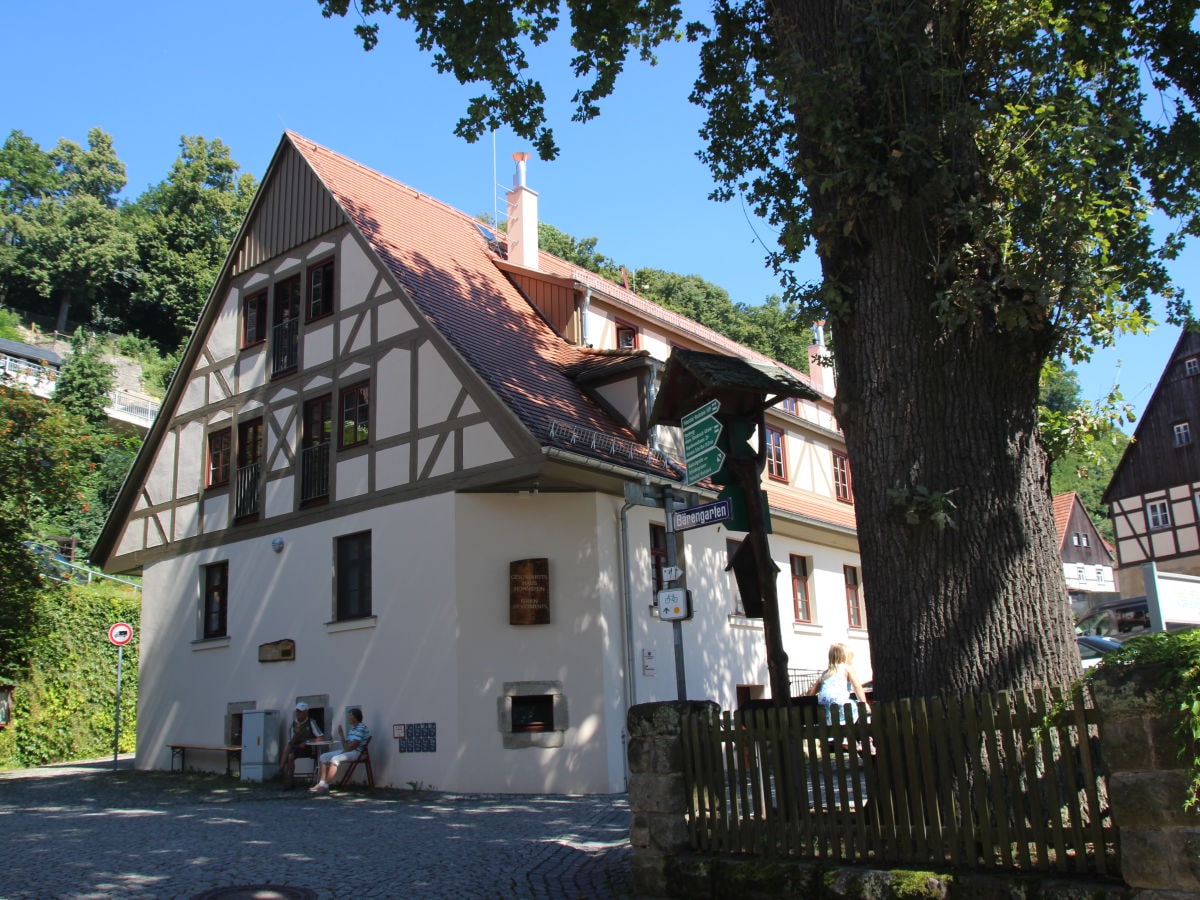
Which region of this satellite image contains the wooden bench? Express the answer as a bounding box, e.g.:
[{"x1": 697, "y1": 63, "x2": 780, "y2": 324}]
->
[{"x1": 168, "y1": 743, "x2": 241, "y2": 777}]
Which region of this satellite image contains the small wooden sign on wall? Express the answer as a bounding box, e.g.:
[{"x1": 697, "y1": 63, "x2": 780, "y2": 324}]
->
[
  {"x1": 258, "y1": 639, "x2": 295, "y2": 662},
  {"x1": 509, "y1": 558, "x2": 550, "y2": 625}
]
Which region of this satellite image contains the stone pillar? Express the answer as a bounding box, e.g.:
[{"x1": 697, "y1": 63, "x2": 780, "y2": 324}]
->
[
  {"x1": 1090, "y1": 663, "x2": 1200, "y2": 893},
  {"x1": 627, "y1": 700, "x2": 718, "y2": 898}
]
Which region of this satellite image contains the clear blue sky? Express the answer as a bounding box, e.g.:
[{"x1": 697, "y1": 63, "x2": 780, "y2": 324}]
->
[{"x1": 4, "y1": 0, "x2": 1187, "y2": 426}]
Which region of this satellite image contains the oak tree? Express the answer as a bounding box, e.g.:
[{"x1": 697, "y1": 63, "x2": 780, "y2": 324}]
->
[{"x1": 317, "y1": 0, "x2": 1199, "y2": 699}]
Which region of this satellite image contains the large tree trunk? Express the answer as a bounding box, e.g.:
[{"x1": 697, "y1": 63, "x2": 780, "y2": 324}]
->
[{"x1": 767, "y1": 0, "x2": 1082, "y2": 698}]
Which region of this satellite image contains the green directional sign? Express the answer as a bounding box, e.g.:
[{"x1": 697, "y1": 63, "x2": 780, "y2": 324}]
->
[{"x1": 683, "y1": 399, "x2": 724, "y2": 485}]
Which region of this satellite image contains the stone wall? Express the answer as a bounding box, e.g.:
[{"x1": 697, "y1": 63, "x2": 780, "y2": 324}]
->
[
  {"x1": 1090, "y1": 662, "x2": 1200, "y2": 895},
  {"x1": 626, "y1": 688, "x2": 1198, "y2": 899}
]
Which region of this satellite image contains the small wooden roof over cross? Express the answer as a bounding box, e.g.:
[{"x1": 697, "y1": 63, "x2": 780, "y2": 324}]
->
[{"x1": 648, "y1": 348, "x2": 822, "y2": 427}]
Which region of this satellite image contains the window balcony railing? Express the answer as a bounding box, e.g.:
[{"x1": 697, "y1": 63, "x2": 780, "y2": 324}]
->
[
  {"x1": 300, "y1": 442, "x2": 330, "y2": 502},
  {"x1": 272, "y1": 318, "x2": 298, "y2": 375},
  {"x1": 235, "y1": 462, "x2": 261, "y2": 519}
]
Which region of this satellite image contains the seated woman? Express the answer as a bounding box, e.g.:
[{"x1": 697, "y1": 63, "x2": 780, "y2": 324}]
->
[{"x1": 309, "y1": 707, "x2": 369, "y2": 793}]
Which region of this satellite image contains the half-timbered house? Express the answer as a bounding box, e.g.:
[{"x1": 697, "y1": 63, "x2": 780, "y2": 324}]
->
[
  {"x1": 92, "y1": 133, "x2": 865, "y2": 793},
  {"x1": 1052, "y1": 492, "x2": 1119, "y2": 617},
  {"x1": 1102, "y1": 328, "x2": 1200, "y2": 599}
]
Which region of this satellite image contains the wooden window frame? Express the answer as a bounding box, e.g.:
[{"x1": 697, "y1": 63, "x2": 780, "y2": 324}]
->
[
  {"x1": 202, "y1": 561, "x2": 229, "y2": 639},
  {"x1": 301, "y1": 394, "x2": 333, "y2": 505},
  {"x1": 1174, "y1": 421, "x2": 1192, "y2": 447},
  {"x1": 339, "y1": 380, "x2": 370, "y2": 450},
  {"x1": 790, "y1": 554, "x2": 813, "y2": 623},
  {"x1": 766, "y1": 426, "x2": 787, "y2": 481},
  {"x1": 271, "y1": 275, "x2": 301, "y2": 377},
  {"x1": 727, "y1": 539, "x2": 745, "y2": 616},
  {"x1": 335, "y1": 531, "x2": 372, "y2": 621},
  {"x1": 306, "y1": 257, "x2": 335, "y2": 323},
  {"x1": 832, "y1": 450, "x2": 854, "y2": 503},
  {"x1": 242, "y1": 290, "x2": 268, "y2": 347},
  {"x1": 237, "y1": 418, "x2": 264, "y2": 468},
  {"x1": 206, "y1": 427, "x2": 232, "y2": 488},
  {"x1": 615, "y1": 321, "x2": 639, "y2": 350},
  {"x1": 1186, "y1": 357, "x2": 1200, "y2": 377},
  {"x1": 845, "y1": 564, "x2": 865, "y2": 630},
  {"x1": 1147, "y1": 500, "x2": 1171, "y2": 531}
]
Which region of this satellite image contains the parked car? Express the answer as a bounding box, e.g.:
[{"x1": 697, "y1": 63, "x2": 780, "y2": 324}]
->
[
  {"x1": 1075, "y1": 599, "x2": 1151, "y2": 638},
  {"x1": 1078, "y1": 634, "x2": 1123, "y2": 670}
]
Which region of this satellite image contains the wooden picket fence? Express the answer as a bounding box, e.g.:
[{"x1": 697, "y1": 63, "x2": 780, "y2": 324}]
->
[{"x1": 680, "y1": 686, "x2": 1117, "y2": 876}]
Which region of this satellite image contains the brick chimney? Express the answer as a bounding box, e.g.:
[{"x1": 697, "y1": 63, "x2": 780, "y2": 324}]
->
[{"x1": 506, "y1": 152, "x2": 539, "y2": 270}]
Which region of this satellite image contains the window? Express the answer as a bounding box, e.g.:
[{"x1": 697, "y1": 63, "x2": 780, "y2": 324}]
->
[
  {"x1": 243, "y1": 290, "x2": 267, "y2": 346},
  {"x1": 845, "y1": 565, "x2": 865, "y2": 629},
  {"x1": 766, "y1": 426, "x2": 786, "y2": 481},
  {"x1": 791, "y1": 554, "x2": 813, "y2": 623},
  {"x1": 1147, "y1": 500, "x2": 1171, "y2": 530},
  {"x1": 1081, "y1": 532, "x2": 1090, "y2": 548},
  {"x1": 1071, "y1": 533, "x2": 1080, "y2": 546},
  {"x1": 336, "y1": 531, "x2": 372, "y2": 621},
  {"x1": 235, "y1": 418, "x2": 263, "y2": 520},
  {"x1": 1186, "y1": 357, "x2": 1200, "y2": 377},
  {"x1": 1174, "y1": 422, "x2": 1192, "y2": 447},
  {"x1": 206, "y1": 428, "x2": 231, "y2": 488},
  {"x1": 307, "y1": 258, "x2": 335, "y2": 322},
  {"x1": 301, "y1": 395, "x2": 332, "y2": 503},
  {"x1": 339, "y1": 381, "x2": 370, "y2": 448},
  {"x1": 649, "y1": 524, "x2": 668, "y2": 595},
  {"x1": 728, "y1": 540, "x2": 745, "y2": 616},
  {"x1": 832, "y1": 450, "x2": 853, "y2": 503},
  {"x1": 781, "y1": 397, "x2": 799, "y2": 415},
  {"x1": 202, "y1": 561, "x2": 229, "y2": 639},
  {"x1": 615, "y1": 322, "x2": 638, "y2": 349},
  {"x1": 272, "y1": 275, "x2": 301, "y2": 375},
  {"x1": 1076, "y1": 564, "x2": 1086, "y2": 582}
]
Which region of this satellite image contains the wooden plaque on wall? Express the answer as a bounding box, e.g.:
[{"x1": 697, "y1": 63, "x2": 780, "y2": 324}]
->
[{"x1": 509, "y1": 558, "x2": 550, "y2": 625}]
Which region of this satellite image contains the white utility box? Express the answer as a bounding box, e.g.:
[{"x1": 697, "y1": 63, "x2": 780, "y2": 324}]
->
[{"x1": 240, "y1": 708, "x2": 280, "y2": 782}]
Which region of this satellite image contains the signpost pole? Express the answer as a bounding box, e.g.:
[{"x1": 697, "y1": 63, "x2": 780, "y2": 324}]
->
[
  {"x1": 664, "y1": 489, "x2": 687, "y2": 701},
  {"x1": 112, "y1": 644, "x2": 123, "y2": 772}
]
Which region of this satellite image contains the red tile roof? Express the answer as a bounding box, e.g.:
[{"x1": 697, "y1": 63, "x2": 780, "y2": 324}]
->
[
  {"x1": 288, "y1": 133, "x2": 850, "y2": 534},
  {"x1": 1052, "y1": 492, "x2": 1076, "y2": 550}
]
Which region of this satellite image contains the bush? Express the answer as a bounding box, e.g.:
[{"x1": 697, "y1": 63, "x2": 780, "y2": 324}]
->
[{"x1": 0, "y1": 580, "x2": 140, "y2": 769}]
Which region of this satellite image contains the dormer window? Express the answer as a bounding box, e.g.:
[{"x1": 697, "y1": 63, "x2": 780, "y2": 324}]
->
[{"x1": 616, "y1": 322, "x2": 638, "y2": 349}]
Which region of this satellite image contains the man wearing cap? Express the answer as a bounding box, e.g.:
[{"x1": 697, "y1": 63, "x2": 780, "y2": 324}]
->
[{"x1": 280, "y1": 702, "x2": 323, "y2": 789}]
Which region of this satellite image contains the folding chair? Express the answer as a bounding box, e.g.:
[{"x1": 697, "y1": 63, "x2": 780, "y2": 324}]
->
[{"x1": 336, "y1": 736, "x2": 375, "y2": 789}]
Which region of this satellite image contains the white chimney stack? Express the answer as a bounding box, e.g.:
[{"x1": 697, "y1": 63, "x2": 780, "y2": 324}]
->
[
  {"x1": 506, "y1": 151, "x2": 539, "y2": 270},
  {"x1": 808, "y1": 319, "x2": 836, "y2": 396}
]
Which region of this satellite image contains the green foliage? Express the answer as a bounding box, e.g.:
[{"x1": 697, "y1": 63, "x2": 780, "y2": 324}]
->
[
  {"x1": 0, "y1": 580, "x2": 140, "y2": 769},
  {"x1": 52, "y1": 330, "x2": 115, "y2": 427},
  {"x1": 113, "y1": 333, "x2": 179, "y2": 397},
  {"x1": 1096, "y1": 631, "x2": 1200, "y2": 810},
  {"x1": 122, "y1": 136, "x2": 257, "y2": 350},
  {"x1": 0, "y1": 306, "x2": 21, "y2": 340},
  {"x1": 538, "y1": 222, "x2": 622, "y2": 282}
]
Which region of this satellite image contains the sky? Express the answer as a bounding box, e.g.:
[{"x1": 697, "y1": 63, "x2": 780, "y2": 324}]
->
[{"x1": 4, "y1": 0, "x2": 1189, "y2": 427}]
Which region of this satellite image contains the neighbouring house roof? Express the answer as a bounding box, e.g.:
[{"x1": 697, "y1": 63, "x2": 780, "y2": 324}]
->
[
  {"x1": 0, "y1": 338, "x2": 62, "y2": 368},
  {"x1": 1052, "y1": 492, "x2": 1077, "y2": 550}
]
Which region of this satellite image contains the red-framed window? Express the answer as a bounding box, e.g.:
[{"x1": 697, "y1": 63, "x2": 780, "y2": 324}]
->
[
  {"x1": 339, "y1": 381, "x2": 370, "y2": 449},
  {"x1": 832, "y1": 450, "x2": 853, "y2": 503},
  {"x1": 242, "y1": 290, "x2": 268, "y2": 346},
  {"x1": 203, "y1": 561, "x2": 229, "y2": 639},
  {"x1": 766, "y1": 426, "x2": 787, "y2": 481},
  {"x1": 307, "y1": 258, "x2": 335, "y2": 322},
  {"x1": 206, "y1": 427, "x2": 232, "y2": 488},
  {"x1": 238, "y1": 418, "x2": 263, "y2": 468},
  {"x1": 791, "y1": 554, "x2": 813, "y2": 623},
  {"x1": 616, "y1": 322, "x2": 639, "y2": 350},
  {"x1": 301, "y1": 394, "x2": 333, "y2": 503},
  {"x1": 845, "y1": 564, "x2": 865, "y2": 629}
]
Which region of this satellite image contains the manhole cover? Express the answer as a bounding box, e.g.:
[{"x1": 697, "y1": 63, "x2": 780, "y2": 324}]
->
[{"x1": 192, "y1": 887, "x2": 317, "y2": 900}]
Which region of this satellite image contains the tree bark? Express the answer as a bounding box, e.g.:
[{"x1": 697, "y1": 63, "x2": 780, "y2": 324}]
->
[{"x1": 766, "y1": 0, "x2": 1082, "y2": 698}]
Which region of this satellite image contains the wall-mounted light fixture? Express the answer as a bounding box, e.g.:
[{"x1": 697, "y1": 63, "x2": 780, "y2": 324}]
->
[{"x1": 271, "y1": 537, "x2": 284, "y2": 554}]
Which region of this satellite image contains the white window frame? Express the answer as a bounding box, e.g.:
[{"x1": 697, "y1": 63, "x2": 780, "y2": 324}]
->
[
  {"x1": 1174, "y1": 422, "x2": 1192, "y2": 447},
  {"x1": 1147, "y1": 500, "x2": 1171, "y2": 530},
  {"x1": 1186, "y1": 357, "x2": 1200, "y2": 377}
]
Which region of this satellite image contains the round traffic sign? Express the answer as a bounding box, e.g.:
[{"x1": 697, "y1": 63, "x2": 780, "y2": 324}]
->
[{"x1": 108, "y1": 622, "x2": 134, "y2": 646}]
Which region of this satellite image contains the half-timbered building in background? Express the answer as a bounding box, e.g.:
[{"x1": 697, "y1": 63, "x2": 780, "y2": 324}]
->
[
  {"x1": 1103, "y1": 329, "x2": 1200, "y2": 599},
  {"x1": 93, "y1": 133, "x2": 866, "y2": 792}
]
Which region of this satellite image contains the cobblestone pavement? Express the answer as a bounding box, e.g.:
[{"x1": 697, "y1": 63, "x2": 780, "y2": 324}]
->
[{"x1": 0, "y1": 759, "x2": 632, "y2": 899}]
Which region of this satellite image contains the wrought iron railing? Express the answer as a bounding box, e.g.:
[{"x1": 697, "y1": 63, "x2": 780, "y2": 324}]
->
[
  {"x1": 272, "y1": 318, "x2": 298, "y2": 374},
  {"x1": 300, "y1": 442, "x2": 330, "y2": 502},
  {"x1": 235, "y1": 462, "x2": 261, "y2": 519}
]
